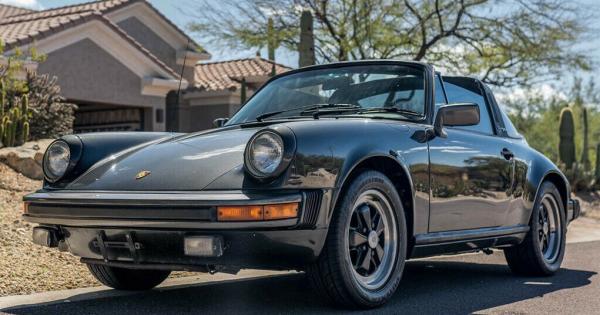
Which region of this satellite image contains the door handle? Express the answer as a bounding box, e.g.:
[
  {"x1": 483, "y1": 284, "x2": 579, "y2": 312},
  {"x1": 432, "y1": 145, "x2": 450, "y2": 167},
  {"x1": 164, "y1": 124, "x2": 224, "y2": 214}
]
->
[{"x1": 501, "y1": 148, "x2": 514, "y2": 160}]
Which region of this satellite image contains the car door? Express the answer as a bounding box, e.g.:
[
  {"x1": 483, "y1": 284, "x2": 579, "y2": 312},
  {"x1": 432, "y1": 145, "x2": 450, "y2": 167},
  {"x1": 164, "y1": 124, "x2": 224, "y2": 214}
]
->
[{"x1": 428, "y1": 76, "x2": 515, "y2": 232}]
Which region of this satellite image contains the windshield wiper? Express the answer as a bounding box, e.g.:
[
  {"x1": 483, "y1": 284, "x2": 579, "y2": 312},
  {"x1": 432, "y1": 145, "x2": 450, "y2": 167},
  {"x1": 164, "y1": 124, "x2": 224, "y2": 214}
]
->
[
  {"x1": 299, "y1": 103, "x2": 361, "y2": 118},
  {"x1": 256, "y1": 103, "x2": 360, "y2": 121},
  {"x1": 357, "y1": 107, "x2": 423, "y2": 117}
]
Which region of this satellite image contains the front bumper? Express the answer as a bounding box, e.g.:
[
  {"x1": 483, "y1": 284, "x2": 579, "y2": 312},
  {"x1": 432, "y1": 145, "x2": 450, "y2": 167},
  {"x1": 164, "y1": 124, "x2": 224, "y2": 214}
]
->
[
  {"x1": 567, "y1": 198, "x2": 581, "y2": 223},
  {"x1": 23, "y1": 190, "x2": 328, "y2": 270}
]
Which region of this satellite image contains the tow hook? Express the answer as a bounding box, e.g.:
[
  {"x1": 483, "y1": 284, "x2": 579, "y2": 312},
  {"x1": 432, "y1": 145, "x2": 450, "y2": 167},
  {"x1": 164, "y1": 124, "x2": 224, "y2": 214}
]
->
[{"x1": 482, "y1": 248, "x2": 493, "y2": 255}]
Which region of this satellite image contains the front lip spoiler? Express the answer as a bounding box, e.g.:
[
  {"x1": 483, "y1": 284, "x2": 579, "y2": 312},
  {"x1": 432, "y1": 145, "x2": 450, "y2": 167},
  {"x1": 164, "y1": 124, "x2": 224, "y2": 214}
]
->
[{"x1": 23, "y1": 190, "x2": 303, "y2": 229}]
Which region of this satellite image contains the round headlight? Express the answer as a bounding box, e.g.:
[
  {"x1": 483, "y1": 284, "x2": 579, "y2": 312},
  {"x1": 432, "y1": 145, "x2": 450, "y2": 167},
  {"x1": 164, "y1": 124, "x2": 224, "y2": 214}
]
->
[
  {"x1": 246, "y1": 131, "x2": 284, "y2": 177},
  {"x1": 43, "y1": 141, "x2": 71, "y2": 182}
]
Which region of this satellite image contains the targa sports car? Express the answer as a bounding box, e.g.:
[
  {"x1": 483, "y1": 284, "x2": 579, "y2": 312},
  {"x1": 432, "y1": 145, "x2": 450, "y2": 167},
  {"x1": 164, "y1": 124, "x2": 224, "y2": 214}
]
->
[{"x1": 24, "y1": 60, "x2": 580, "y2": 309}]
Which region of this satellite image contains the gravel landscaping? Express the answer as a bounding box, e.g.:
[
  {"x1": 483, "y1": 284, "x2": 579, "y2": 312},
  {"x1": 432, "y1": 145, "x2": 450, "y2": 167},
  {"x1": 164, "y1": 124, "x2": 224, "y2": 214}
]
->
[
  {"x1": 0, "y1": 164, "x2": 194, "y2": 297},
  {"x1": 576, "y1": 190, "x2": 600, "y2": 220},
  {"x1": 0, "y1": 163, "x2": 98, "y2": 296}
]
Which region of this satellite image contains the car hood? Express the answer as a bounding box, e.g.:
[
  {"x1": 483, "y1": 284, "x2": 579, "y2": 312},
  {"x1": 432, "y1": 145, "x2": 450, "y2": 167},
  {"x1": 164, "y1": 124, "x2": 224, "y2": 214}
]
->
[{"x1": 67, "y1": 128, "x2": 257, "y2": 191}]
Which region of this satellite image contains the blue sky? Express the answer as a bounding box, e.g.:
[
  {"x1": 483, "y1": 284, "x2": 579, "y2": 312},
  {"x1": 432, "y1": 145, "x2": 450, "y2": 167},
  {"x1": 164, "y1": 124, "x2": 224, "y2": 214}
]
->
[{"x1": 1, "y1": 0, "x2": 599, "y2": 83}]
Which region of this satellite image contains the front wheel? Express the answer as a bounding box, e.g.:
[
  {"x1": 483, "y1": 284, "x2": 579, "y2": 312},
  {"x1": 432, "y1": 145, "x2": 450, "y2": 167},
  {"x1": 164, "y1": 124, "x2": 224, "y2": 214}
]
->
[
  {"x1": 87, "y1": 264, "x2": 171, "y2": 290},
  {"x1": 504, "y1": 181, "x2": 566, "y2": 276},
  {"x1": 307, "y1": 170, "x2": 407, "y2": 309}
]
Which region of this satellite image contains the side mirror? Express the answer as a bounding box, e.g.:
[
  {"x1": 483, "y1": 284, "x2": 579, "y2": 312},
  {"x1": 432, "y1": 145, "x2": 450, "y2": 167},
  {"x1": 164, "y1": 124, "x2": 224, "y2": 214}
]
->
[
  {"x1": 213, "y1": 117, "x2": 229, "y2": 128},
  {"x1": 434, "y1": 103, "x2": 480, "y2": 138}
]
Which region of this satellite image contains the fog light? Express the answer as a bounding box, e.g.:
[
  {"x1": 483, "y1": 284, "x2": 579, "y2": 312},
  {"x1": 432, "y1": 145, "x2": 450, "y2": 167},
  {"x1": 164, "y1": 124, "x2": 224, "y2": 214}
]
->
[
  {"x1": 32, "y1": 227, "x2": 59, "y2": 248},
  {"x1": 184, "y1": 236, "x2": 224, "y2": 257}
]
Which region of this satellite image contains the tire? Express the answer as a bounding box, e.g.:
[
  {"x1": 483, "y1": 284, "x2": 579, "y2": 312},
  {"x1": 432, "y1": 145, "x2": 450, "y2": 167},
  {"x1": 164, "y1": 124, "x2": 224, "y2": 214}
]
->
[
  {"x1": 307, "y1": 170, "x2": 407, "y2": 309},
  {"x1": 87, "y1": 264, "x2": 171, "y2": 290},
  {"x1": 504, "y1": 181, "x2": 566, "y2": 276}
]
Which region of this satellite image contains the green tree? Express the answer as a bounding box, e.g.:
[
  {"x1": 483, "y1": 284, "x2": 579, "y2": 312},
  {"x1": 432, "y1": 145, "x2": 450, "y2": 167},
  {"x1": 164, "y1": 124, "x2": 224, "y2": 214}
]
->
[{"x1": 187, "y1": 0, "x2": 591, "y2": 87}]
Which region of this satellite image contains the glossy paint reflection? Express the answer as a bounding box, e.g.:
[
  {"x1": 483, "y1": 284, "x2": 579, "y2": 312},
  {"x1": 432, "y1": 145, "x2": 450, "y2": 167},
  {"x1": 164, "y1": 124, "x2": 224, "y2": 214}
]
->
[{"x1": 428, "y1": 129, "x2": 515, "y2": 231}]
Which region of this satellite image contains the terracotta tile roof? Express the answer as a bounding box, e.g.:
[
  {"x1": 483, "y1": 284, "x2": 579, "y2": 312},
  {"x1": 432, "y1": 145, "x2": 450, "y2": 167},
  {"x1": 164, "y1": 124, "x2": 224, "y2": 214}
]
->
[
  {"x1": 0, "y1": 0, "x2": 210, "y2": 79},
  {"x1": 0, "y1": 12, "x2": 94, "y2": 44},
  {"x1": 194, "y1": 57, "x2": 292, "y2": 92},
  {"x1": 1, "y1": 0, "x2": 206, "y2": 53},
  {"x1": 0, "y1": 4, "x2": 34, "y2": 19},
  {"x1": 0, "y1": 11, "x2": 181, "y2": 79},
  {"x1": 1, "y1": 0, "x2": 126, "y2": 22}
]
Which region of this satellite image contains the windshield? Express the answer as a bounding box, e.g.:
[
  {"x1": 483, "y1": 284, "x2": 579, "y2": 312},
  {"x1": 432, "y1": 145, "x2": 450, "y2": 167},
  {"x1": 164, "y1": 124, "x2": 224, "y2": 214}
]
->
[{"x1": 227, "y1": 65, "x2": 426, "y2": 125}]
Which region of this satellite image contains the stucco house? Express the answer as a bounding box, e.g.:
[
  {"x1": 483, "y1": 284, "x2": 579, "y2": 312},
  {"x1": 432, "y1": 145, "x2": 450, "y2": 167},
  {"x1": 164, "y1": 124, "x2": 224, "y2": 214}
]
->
[{"x1": 0, "y1": 0, "x2": 291, "y2": 132}]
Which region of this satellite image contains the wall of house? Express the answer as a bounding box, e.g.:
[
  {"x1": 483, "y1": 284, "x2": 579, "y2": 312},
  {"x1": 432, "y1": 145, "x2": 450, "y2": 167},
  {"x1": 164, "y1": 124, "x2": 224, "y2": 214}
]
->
[
  {"x1": 188, "y1": 104, "x2": 231, "y2": 131},
  {"x1": 37, "y1": 39, "x2": 165, "y2": 131},
  {"x1": 117, "y1": 17, "x2": 195, "y2": 84}
]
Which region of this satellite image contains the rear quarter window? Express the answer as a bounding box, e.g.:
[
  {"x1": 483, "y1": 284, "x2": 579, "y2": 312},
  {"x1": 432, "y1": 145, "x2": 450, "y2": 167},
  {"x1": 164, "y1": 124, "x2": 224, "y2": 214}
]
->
[{"x1": 500, "y1": 109, "x2": 523, "y2": 139}]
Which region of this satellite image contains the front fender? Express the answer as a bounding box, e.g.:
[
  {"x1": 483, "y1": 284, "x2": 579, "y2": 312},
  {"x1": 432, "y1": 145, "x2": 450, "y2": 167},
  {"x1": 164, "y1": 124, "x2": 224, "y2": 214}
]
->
[{"x1": 284, "y1": 120, "x2": 430, "y2": 234}]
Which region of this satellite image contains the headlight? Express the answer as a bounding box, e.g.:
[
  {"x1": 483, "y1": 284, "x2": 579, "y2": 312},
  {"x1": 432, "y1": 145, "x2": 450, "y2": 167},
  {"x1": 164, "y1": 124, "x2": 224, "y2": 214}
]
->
[
  {"x1": 244, "y1": 128, "x2": 295, "y2": 179},
  {"x1": 43, "y1": 140, "x2": 71, "y2": 182},
  {"x1": 246, "y1": 131, "x2": 284, "y2": 177}
]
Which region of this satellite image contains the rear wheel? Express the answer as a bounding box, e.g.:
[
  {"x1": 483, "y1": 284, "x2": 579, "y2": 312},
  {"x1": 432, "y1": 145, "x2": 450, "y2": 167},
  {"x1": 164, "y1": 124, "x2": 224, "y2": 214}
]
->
[
  {"x1": 87, "y1": 264, "x2": 171, "y2": 290},
  {"x1": 504, "y1": 181, "x2": 566, "y2": 276},
  {"x1": 307, "y1": 170, "x2": 407, "y2": 309}
]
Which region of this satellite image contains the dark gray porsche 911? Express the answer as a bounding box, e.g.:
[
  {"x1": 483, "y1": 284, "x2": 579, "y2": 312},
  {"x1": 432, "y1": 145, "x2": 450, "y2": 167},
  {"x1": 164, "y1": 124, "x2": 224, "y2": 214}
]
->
[{"x1": 24, "y1": 60, "x2": 580, "y2": 309}]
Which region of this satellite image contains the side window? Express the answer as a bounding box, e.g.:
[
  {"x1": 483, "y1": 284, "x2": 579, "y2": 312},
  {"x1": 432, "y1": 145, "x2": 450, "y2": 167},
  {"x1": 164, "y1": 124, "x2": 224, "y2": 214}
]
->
[
  {"x1": 435, "y1": 75, "x2": 447, "y2": 108},
  {"x1": 442, "y1": 77, "x2": 494, "y2": 135}
]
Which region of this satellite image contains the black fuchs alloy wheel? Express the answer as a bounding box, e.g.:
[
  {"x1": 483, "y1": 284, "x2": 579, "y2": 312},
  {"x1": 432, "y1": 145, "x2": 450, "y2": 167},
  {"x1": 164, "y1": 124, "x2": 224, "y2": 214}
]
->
[
  {"x1": 346, "y1": 189, "x2": 398, "y2": 291},
  {"x1": 504, "y1": 181, "x2": 566, "y2": 276},
  {"x1": 307, "y1": 170, "x2": 407, "y2": 309}
]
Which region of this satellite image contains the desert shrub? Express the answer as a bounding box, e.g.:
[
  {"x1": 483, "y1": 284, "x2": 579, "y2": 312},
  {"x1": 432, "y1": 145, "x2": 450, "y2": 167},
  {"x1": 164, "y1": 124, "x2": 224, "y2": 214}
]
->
[
  {"x1": 1, "y1": 48, "x2": 75, "y2": 144},
  {"x1": 25, "y1": 72, "x2": 77, "y2": 140}
]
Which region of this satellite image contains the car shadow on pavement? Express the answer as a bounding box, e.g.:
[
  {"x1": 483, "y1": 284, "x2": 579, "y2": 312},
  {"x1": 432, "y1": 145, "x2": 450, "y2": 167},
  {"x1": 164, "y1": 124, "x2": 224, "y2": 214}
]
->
[{"x1": 4, "y1": 259, "x2": 595, "y2": 315}]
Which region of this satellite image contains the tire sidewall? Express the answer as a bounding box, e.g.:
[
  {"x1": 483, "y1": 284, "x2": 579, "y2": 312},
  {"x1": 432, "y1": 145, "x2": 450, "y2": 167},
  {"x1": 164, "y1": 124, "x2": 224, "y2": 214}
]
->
[
  {"x1": 331, "y1": 170, "x2": 407, "y2": 306},
  {"x1": 530, "y1": 182, "x2": 566, "y2": 274}
]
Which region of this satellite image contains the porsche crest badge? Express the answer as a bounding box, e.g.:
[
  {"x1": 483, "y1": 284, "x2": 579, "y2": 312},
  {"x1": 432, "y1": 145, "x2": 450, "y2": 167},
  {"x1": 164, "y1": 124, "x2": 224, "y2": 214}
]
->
[{"x1": 135, "y1": 170, "x2": 151, "y2": 180}]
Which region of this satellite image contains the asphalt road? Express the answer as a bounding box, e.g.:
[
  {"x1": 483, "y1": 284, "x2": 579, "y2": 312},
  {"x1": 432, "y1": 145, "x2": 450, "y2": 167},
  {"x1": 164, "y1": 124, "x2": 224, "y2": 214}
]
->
[{"x1": 3, "y1": 240, "x2": 599, "y2": 315}]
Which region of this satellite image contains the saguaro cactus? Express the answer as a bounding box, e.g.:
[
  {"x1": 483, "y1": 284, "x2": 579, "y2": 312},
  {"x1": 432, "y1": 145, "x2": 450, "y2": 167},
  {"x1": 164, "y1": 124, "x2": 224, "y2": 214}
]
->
[
  {"x1": 0, "y1": 79, "x2": 5, "y2": 117},
  {"x1": 558, "y1": 107, "x2": 576, "y2": 169},
  {"x1": 595, "y1": 143, "x2": 600, "y2": 184},
  {"x1": 267, "y1": 17, "x2": 277, "y2": 77},
  {"x1": 581, "y1": 107, "x2": 590, "y2": 170},
  {"x1": 299, "y1": 10, "x2": 315, "y2": 68},
  {"x1": 0, "y1": 94, "x2": 30, "y2": 147},
  {"x1": 240, "y1": 78, "x2": 247, "y2": 104}
]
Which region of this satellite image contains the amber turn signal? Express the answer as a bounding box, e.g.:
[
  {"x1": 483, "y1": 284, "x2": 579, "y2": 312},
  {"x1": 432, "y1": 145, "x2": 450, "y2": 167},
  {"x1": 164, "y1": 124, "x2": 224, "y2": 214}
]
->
[
  {"x1": 264, "y1": 203, "x2": 299, "y2": 220},
  {"x1": 217, "y1": 205, "x2": 263, "y2": 221},
  {"x1": 217, "y1": 203, "x2": 299, "y2": 221},
  {"x1": 23, "y1": 202, "x2": 29, "y2": 214}
]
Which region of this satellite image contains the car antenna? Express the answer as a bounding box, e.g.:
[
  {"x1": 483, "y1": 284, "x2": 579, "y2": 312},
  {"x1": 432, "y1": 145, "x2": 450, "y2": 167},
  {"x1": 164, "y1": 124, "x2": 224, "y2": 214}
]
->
[{"x1": 175, "y1": 38, "x2": 191, "y2": 126}]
